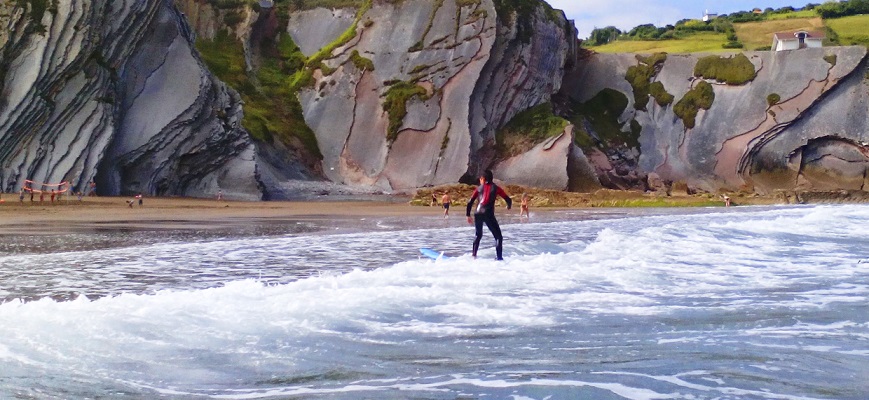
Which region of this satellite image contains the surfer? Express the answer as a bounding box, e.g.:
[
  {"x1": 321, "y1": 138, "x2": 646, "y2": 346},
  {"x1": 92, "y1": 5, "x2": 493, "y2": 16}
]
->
[{"x1": 466, "y1": 170, "x2": 512, "y2": 260}]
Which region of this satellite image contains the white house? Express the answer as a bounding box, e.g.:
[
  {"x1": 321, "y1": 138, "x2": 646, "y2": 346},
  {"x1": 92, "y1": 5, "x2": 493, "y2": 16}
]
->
[
  {"x1": 702, "y1": 10, "x2": 718, "y2": 22},
  {"x1": 772, "y1": 30, "x2": 825, "y2": 51}
]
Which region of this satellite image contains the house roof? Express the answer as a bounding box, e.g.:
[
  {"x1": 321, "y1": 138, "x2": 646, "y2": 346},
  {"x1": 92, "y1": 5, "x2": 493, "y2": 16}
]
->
[{"x1": 773, "y1": 30, "x2": 826, "y2": 41}]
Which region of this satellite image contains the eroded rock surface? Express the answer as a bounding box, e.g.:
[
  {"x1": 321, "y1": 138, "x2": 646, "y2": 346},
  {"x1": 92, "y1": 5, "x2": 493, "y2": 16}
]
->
[
  {"x1": 563, "y1": 46, "x2": 869, "y2": 193},
  {"x1": 0, "y1": 0, "x2": 259, "y2": 199}
]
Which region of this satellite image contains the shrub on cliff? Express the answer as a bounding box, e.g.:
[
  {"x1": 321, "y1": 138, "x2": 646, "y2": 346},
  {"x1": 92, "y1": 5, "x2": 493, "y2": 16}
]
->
[
  {"x1": 196, "y1": 30, "x2": 321, "y2": 159},
  {"x1": 649, "y1": 81, "x2": 674, "y2": 107},
  {"x1": 694, "y1": 53, "x2": 756, "y2": 85},
  {"x1": 673, "y1": 81, "x2": 714, "y2": 129},
  {"x1": 625, "y1": 53, "x2": 669, "y2": 111},
  {"x1": 495, "y1": 103, "x2": 569, "y2": 159},
  {"x1": 383, "y1": 81, "x2": 431, "y2": 143},
  {"x1": 569, "y1": 89, "x2": 642, "y2": 150}
]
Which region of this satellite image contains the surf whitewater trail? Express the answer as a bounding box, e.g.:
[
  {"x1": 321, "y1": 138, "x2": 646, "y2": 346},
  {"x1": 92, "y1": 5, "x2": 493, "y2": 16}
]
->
[{"x1": 0, "y1": 205, "x2": 867, "y2": 399}]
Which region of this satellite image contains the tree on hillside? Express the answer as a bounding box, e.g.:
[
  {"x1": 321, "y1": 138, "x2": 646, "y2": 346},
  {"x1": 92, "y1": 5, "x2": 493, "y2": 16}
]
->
[
  {"x1": 816, "y1": 0, "x2": 869, "y2": 18},
  {"x1": 588, "y1": 26, "x2": 621, "y2": 45}
]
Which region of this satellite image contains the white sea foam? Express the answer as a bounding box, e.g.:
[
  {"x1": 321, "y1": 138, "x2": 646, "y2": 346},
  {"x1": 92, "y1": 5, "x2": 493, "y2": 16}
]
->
[{"x1": 0, "y1": 205, "x2": 867, "y2": 398}]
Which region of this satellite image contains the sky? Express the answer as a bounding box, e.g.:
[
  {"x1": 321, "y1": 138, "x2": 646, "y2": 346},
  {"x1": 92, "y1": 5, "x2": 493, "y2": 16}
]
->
[{"x1": 547, "y1": 0, "x2": 816, "y2": 39}]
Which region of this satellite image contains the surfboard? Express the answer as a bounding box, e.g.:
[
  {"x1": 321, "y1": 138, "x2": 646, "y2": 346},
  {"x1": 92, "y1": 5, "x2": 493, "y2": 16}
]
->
[{"x1": 420, "y1": 248, "x2": 450, "y2": 260}]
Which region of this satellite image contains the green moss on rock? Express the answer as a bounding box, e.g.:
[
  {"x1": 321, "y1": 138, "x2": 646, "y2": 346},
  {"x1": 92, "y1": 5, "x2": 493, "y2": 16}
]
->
[
  {"x1": 349, "y1": 50, "x2": 374, "y2": 71},
  {"x1": 196, "y1": 30, "x2": 321, "y2": 159},
  {"x1": 673, "y1": 81, "x2": 715, "y2": 129},
  {"x1": 693, "y1": 53, "x2": 756, "y2": 85},
  {"x1": 495, "y1": 103, "x2": 569, "y2": 159},
  {"x1": 383, "y1": 81, "x2": 431, "y2": 143},
  {"x1": 625, "y1": 52, "x2": 668, "y2": 111},
  {"x1": 649, "y1": 81, "x2": 674, "y2": 107},
  {"x1": 767, "y1": 93, "x2": 781, "y2": 107},
  {"x1": 492, "y1": 0, "x2": 561, "y2": 43},
  {"x1": 569, "y1": 88, "x2": 642, "y2": 150}
]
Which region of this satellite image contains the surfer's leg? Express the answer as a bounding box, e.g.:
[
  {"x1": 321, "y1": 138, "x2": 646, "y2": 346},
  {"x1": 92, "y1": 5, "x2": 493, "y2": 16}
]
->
[
  {"x1": 473, "y1": 214, "x2": 484, "y2": 257},
  {"x1": 486, "y1": 215, "x2": 503, "y2": 260}
]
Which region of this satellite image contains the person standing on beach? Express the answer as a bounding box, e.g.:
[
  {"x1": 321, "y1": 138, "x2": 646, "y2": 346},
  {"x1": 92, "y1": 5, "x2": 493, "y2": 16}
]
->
[
  {"x1": 441, "y1": 192, "x2": 451, "y2": 218},
  {"x1": 136, "y1": 193, "x2": 143, "y2": 207},
  {"x1": 19, "y1": 189, "x2": 24, "y2": 203},
  {"x1": 466, "y1": 170, "x2": 512, "y2": 260},
  {"x1": 519, "y1": 193, "x2": 530, "y2": 219}
]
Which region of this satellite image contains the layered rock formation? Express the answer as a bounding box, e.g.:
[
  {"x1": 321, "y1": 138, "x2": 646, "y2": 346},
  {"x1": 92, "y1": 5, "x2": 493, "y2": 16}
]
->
[
  {"x1": 4, "y1": 0, "x2": 868, "y2": 199},
  {"x1": 286, "y1": 0, "x2": 576, "y2": 192},
  {"x1": 0, "y1": 0, "x2": 260, "y2": 199},
  {"x1": 562, "y1": 46, "x2": 869, "y2": 193}
]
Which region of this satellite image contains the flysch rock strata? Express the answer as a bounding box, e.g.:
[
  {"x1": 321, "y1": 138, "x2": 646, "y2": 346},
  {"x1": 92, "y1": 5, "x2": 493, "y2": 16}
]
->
[
  {"x1": 0, "y1": 0, "x2": 260, "y2": 199},
  {"x1": 563, "y1": 46, "x2": 869, "y2": 193}
]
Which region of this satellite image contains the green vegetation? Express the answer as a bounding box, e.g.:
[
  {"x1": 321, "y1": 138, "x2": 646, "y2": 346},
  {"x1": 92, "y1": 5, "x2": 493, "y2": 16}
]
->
[
  {"x1": 767, "y1": 93, "x2": 781, "y2": 107},
  {"x1": 649, "y1": 81, "x2": 674, "y2": 106},
  {"x1": 694, "y1": 53, "x2": 756, "y2": 85},
  {"x1": 492, "y1": 0, "x2": 561, "y2": 43},
  {"x1": 307, "y1": 0, "x2": 371, "y2": 68},
  {"x1": 495, "y1": 103, "x2": 569, "y2": 159},
  {"x1": 814, "y1": 0, "x2": 869, "y2": 19},
  {"x1": 196, "y1": 30, "x2": 321, "y2": 159},
  {"x1": 589, "y1": 32, "x2": 732, "y2": 54},
  {"x1": 825, "y1": 14, "x2": 869, "y2": 46},
  {"x1": 733, "y1": 17, "x2": 824, "y2": 50},
  {"x1": 584, "y1": 2, "x2": 869, "y2": 54},
  {"x1": 764, "y1": 9, "x2": 818, "y2": 20},
  {"x1": 409, "y1": 0, "x2": 444, "y2": 52},
  {"x1": 673, "y1": 81, "x2": 714, "y2": 129},
  {"x1": 624, "y1": 53, "x2": 669, "y2": 110},
  {"x1": 382, "y1": 81, "x2": 431, "y2": 143},
  {"x1": 349, "y1": 50, "x2": 374, "y2": 71},
  {"x1": 823, "y1": 54, "x2": 837, "y2": 66},
  {"x1": 287, "y1": 0, "x2": 367, "y2": 11},
  {"x1": 569, "y1": 89, "x2": 642, "y2": 150}
]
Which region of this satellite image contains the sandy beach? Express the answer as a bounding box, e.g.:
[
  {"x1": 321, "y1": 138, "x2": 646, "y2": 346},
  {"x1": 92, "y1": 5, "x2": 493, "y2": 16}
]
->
[{"x1": 0, "y1": 195, "x2": 445, "y2": 233}]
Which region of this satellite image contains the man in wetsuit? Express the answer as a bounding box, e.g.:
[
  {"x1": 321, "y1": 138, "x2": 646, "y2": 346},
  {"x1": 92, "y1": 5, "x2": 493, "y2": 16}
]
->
[{"x1": 466, "y1": 170, "x2": 512, "y2": 260}]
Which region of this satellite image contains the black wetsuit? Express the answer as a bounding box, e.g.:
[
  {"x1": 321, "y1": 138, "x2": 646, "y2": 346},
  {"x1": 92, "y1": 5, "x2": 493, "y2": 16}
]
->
[{"x1": 466, "y1": 183, "x2": 512, "y2": 260}]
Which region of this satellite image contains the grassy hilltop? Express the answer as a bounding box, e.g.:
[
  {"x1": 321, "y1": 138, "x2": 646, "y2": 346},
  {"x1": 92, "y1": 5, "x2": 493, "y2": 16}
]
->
[{"x1": 586, "y1": 2, "x2": 869, "y2": 54}]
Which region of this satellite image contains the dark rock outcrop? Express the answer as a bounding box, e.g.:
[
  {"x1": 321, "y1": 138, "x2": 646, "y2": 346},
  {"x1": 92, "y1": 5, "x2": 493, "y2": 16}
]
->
[{"x1": 0, "y1": 0, "x2": 260, "y2": 199}]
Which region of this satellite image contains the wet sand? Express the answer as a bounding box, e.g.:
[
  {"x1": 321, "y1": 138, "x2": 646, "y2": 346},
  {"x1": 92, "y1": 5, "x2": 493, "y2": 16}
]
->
[{"x1": 0, "y1": 195, "x2": 442, "y2": 233}]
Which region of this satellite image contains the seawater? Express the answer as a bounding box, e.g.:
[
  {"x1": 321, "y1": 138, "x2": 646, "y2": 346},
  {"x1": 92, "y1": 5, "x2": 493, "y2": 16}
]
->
[{"x1": 0, "y1": 205, "x2": 867, "y2": 399}]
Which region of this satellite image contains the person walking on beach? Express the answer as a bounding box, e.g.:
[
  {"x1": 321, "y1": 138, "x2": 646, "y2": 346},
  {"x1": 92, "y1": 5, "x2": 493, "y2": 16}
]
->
[
  {"x1": 19, "y1": 189, "x2": 24, "y2": 203},
  {"x1": 441, "y1": 192, "x2": 451, "y2": 218},
  {"x1": 466, "y1": 170, "x2": 512, "y2": 260},
  {"x1": 50, "y1": 189, "x2": 56, "y2": 203},
  {"x1": 519, "y1": 193, "x2": 530, "y2": 219},
  {"x1": 136, "y1": 193, "x2": 143, "y2": 207}
]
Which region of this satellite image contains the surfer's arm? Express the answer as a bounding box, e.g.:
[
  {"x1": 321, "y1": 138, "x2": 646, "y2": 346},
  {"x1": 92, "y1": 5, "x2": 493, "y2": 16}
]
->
[{"x1": 466, "y1": 191, "x2": 478, "y2": 217}]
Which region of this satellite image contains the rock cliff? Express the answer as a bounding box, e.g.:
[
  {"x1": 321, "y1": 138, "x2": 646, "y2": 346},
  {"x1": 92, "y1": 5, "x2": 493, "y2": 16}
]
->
[
  {"x1": 561, "y1": 47, "x2": 869, "y2": 194},
  {"x1": 0, "y1": 0, "x2": 260, "y2": 199},
  {"x1": 4, "y1": 0, "x2": 868, "y2": 199},
  {"x1": 283, "y1": 0, "x2": 576, "y2": 192}
]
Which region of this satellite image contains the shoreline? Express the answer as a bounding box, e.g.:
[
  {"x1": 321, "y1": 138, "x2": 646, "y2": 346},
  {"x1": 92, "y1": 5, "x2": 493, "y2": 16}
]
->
[{"x1": 0, "y1": 189, "x2": 863, "y2": 236}]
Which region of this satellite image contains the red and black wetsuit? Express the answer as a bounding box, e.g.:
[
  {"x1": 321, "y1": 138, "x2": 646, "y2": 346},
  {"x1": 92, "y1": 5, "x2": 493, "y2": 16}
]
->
[{"x1": 466, "y1": 182, "x2": 512, "y2": 260}]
